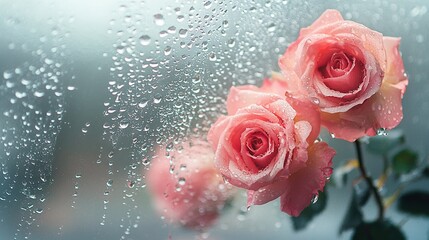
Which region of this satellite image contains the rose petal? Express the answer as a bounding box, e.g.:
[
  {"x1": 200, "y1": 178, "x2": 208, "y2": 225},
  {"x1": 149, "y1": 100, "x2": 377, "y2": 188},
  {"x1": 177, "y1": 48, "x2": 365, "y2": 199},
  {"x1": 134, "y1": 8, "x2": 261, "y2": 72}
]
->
[
  {"x1": 208, "y1": 115, "x2": 229, "y2": 149},
  {"x1": 322, "y1": 56, "x2": 364, "y2": 92},
  {"x1": 227, "y1": 86, "x2": 283, "y2": 115},
  {"x1": 247, "y1": 176, "x2": 289, "y2": 206},
  {"x1": 147, "y1": 140, "x2": 233, "y2": 230},
  {"x1": 321, "y1": 80, "x2": 406, "y2": 142},
  {"x1": 294, "y1": 121, "x2": 312, "y2": 147},
  {"x1": 211, "y1": 109, "x2": 291, "y2": 190},
  {"x1": 240, "y1": 126, "x2": 276, "y2": 172},
  {"x1": 285, "y1": 94, "x2": 321, "y2": 144},
  {"x1": 383, "y1": 37, "x2": 408, "y2": 95},
  {"x1": 280, "y1": 142, "x2": 335, "y2": 216},
  {"x1": 300, "y1": 9, "x2": 344, "y2": 37}
]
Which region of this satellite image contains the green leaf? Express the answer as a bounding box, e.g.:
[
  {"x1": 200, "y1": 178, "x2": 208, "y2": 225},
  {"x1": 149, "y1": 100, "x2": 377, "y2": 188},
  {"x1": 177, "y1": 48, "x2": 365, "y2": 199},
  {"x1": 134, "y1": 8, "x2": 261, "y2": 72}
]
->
[
  {"x1": 398, "y1": 191, "x2": 429, "y2": 216},
  {"x1": 423, "y1": 167, "x2": 429, "y2": 178},
  {"x1": 392, "y1": 149, "x2": 418, "y2": 175},
  {"x1": 352, "y1": 220, "x2": 406, "y2": 240},
  {"x1": 366, "y1": 129, "x2": 405, "y2": 155},
  {"x1": 339, "y1": 189, "x2": 363, "y2": 234},
  {"x1": 291, "y1": 190, "x2": 327, "y2": 231}
]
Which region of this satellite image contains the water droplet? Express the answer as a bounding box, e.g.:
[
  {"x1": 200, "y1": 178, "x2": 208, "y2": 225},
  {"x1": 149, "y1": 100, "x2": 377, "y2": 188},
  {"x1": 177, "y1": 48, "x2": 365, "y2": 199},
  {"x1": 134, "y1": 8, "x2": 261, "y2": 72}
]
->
[
  {"x1": 3, "y1": 71, "x2": 13, "y2": 79},
  {"x1": 237, "y1": 209, "x2": 247, "y2": 221},
  {"x1": 164, "y1": 46, "x2": 172, "y2": 56},
  {"x1": 179, "y1": 164, "x2": 187, "y2": 171},
  {"x1": 209, "y1": 52, "x2": 217, "y2": 61},
  {"x1": 116, "y1": 46, "x2": 125, "y2": 54},
  {"x1": 167, "y1": 26, "x2": 176, "y2": 34},
  {"x1": 159, "y1": 30, "x2": 168, "y2": 37},
  {"x1": 204, "y1": 1, "x2": 212, "y2": 9},
  {"x1": 75, "y1": 173, "x2": 82, "y2": 179},
  {"x1": 330, "y1": 133, "x2": 336, "y2": 138},
  {"x1": 227, "y1": 38, "x2": 235, "y2": 48},
  {"x1": 138, "y1": 99, "x2": 148, "y2": 108},
  {"x1": 139, "y1": 35, "x2": 151, "y2": 46},
  {"x1": 128, "y1": 180, "x2": 135, "y2": 188},
  {"x1": 21, "y1": 79, "x2": 30, "y2": 85},
  {"x1": 177, "y1": 15, "x2": 185, "y2": 22},
  {"x1": 267, "y1": 23, "x2": 276, "y2": 32},
  {"x1": 119, "y1": 119, "x2": 129, "y2": 129},
  {"x1": 44, "y1": 58, "x2": 54, "y2": 65},
  {"x1": 153, "y1": 96, "x2": 162, "y2": 104},
  {"x1": 311, "y1": 194, "x2": 319, "y2": 204},
  {"x1": 34, "y1": 91, "x2": 45, "y2": 97},
  {"x1": 106, "y1": 179, "x2": 113, "y2": 187},
  {"x1": 311, "y1": 97, "x2": 320, "y2": 105},
  {"x1": 35, "y1": 208, "x2": 43, "y2": 214},
  {"x1": 15, "y1": 91, "x2": 27, "y2": 98},
  {"x1": 153, "y1": 13, "x2": 165, "y2": 26},
  {"x1": 377, "y1": 128, "x2": 388, "y2": 136},
  {"x1": 178, "y1": 177, "x2": 186, "y2": 186},
  {"x1": 178, "y1": 29, "x2": 188, "y2": 38}
]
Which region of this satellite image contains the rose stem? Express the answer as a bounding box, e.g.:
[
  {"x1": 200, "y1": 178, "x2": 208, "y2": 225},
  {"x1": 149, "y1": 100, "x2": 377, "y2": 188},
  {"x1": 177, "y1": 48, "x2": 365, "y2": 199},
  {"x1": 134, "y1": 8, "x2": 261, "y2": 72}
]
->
[{"x1": 354, "y1": 140, "x2": 384, "y2": 222}]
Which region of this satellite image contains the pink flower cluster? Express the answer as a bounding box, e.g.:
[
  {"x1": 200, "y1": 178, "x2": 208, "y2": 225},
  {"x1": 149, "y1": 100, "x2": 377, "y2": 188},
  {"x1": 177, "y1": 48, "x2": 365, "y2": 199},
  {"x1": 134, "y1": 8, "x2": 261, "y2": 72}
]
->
[
  {"x1": 147, "y1": 139, "x2": 235, "y2": 230},
  {"x1": 208, "y1": 9, "x2": 407, "y2": 216},
  {"x1": 146, "y1": 9, "x2": 408, "y2": 229}
]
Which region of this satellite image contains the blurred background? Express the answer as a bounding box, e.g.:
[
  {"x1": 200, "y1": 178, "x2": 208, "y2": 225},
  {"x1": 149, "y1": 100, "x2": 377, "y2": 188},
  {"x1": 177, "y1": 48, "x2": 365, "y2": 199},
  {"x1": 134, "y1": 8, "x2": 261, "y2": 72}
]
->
[{"x1": 0, "y1": 0, "x2": 428, "y2": 239}]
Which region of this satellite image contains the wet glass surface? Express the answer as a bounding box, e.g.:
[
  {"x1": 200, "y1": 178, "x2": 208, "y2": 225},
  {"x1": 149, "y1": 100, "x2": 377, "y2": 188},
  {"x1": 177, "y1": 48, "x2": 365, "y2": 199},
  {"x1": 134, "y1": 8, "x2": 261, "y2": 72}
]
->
[{"x1": 1, "y1": 0, "x2": 429, "y2": 239}]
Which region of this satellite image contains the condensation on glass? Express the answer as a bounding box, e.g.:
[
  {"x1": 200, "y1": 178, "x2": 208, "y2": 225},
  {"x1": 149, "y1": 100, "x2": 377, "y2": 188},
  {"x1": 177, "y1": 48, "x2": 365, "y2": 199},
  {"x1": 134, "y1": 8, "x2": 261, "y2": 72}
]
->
[{"x1": 0, "y1": 0, "x2": 428, "y2": 239}]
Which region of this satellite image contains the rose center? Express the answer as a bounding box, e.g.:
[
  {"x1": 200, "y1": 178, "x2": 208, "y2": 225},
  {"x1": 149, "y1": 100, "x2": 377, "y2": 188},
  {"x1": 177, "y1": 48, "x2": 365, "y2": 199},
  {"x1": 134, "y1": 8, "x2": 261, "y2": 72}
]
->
[
  {"x1": 331, "y1": 52, "x2": 350, "y2": 70},
  {"x1": 246, "y1": 132, "x2": 269, "y2": 157},
  {"x1": 319, "y1": 50, "x2": 364, "y2": 93},
  {"x1": 250, "y1": 137, "x2": 263, "y2": 150}
]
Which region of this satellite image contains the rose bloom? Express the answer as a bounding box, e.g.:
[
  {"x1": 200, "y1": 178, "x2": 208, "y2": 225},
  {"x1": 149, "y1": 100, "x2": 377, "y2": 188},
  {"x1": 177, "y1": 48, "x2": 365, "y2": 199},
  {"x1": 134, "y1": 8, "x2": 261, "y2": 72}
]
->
[
  {"x1": 146, "y1": 139, "x2": 234, "y2": 230},
  {"x1": 279, "y1": 9, "x2": 408, "y2": 141},
  {"x1": 208, "y1": 79, "x2": 335, "y2": 216}
]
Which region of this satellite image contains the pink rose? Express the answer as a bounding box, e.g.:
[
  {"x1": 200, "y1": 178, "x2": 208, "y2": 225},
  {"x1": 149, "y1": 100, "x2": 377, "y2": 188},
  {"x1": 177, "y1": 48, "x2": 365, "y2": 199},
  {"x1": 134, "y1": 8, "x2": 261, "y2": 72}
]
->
[
  {"x1": 208, "y1": 80, "x2": 335, "y2": 216},
  {"x1": 146, "y1": 139, "x2": 234, "y2": 230},
  {"x1": 279, "y1": 9, "x2": 408, "y2": 141}
]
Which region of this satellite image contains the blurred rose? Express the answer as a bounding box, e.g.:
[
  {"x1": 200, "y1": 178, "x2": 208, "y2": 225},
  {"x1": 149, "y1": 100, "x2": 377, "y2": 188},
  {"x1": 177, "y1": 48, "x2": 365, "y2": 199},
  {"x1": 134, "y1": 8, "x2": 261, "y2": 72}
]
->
[
  {"x1": 208, "y1": 80, "x2": 335, "y2": 216},
  {"x1": 146, "y1": 139, "x2": 234, "y2": 230},
  {"x1": 279, "y1": 9, "x2": 408, "y2": 141}
]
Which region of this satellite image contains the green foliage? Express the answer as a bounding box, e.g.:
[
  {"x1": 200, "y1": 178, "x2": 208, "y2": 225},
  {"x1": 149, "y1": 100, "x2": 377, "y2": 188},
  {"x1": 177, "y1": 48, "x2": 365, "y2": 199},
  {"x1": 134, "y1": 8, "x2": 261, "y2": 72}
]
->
[
  {"x1": 392, "y1": 149, "x2": 418, "y2": 175},
  {"x1": 423, "y1": 167, "x2": 429, "y2": 178},
  {"x1": 291, "y1": 191, "x2": 327, "y2": 231},
  {"x1": 352, "y1": 220, "x2": 406, "y2": 240},
  {"x1": 398, "y1": 191, "x2": 429, "y2": 217},
  {"x1": 366, "y1": 130, "x2": 405, "y2": 155},
  {"x1": 339, "y1": 189, "x2": 364, "y2": 234}
]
